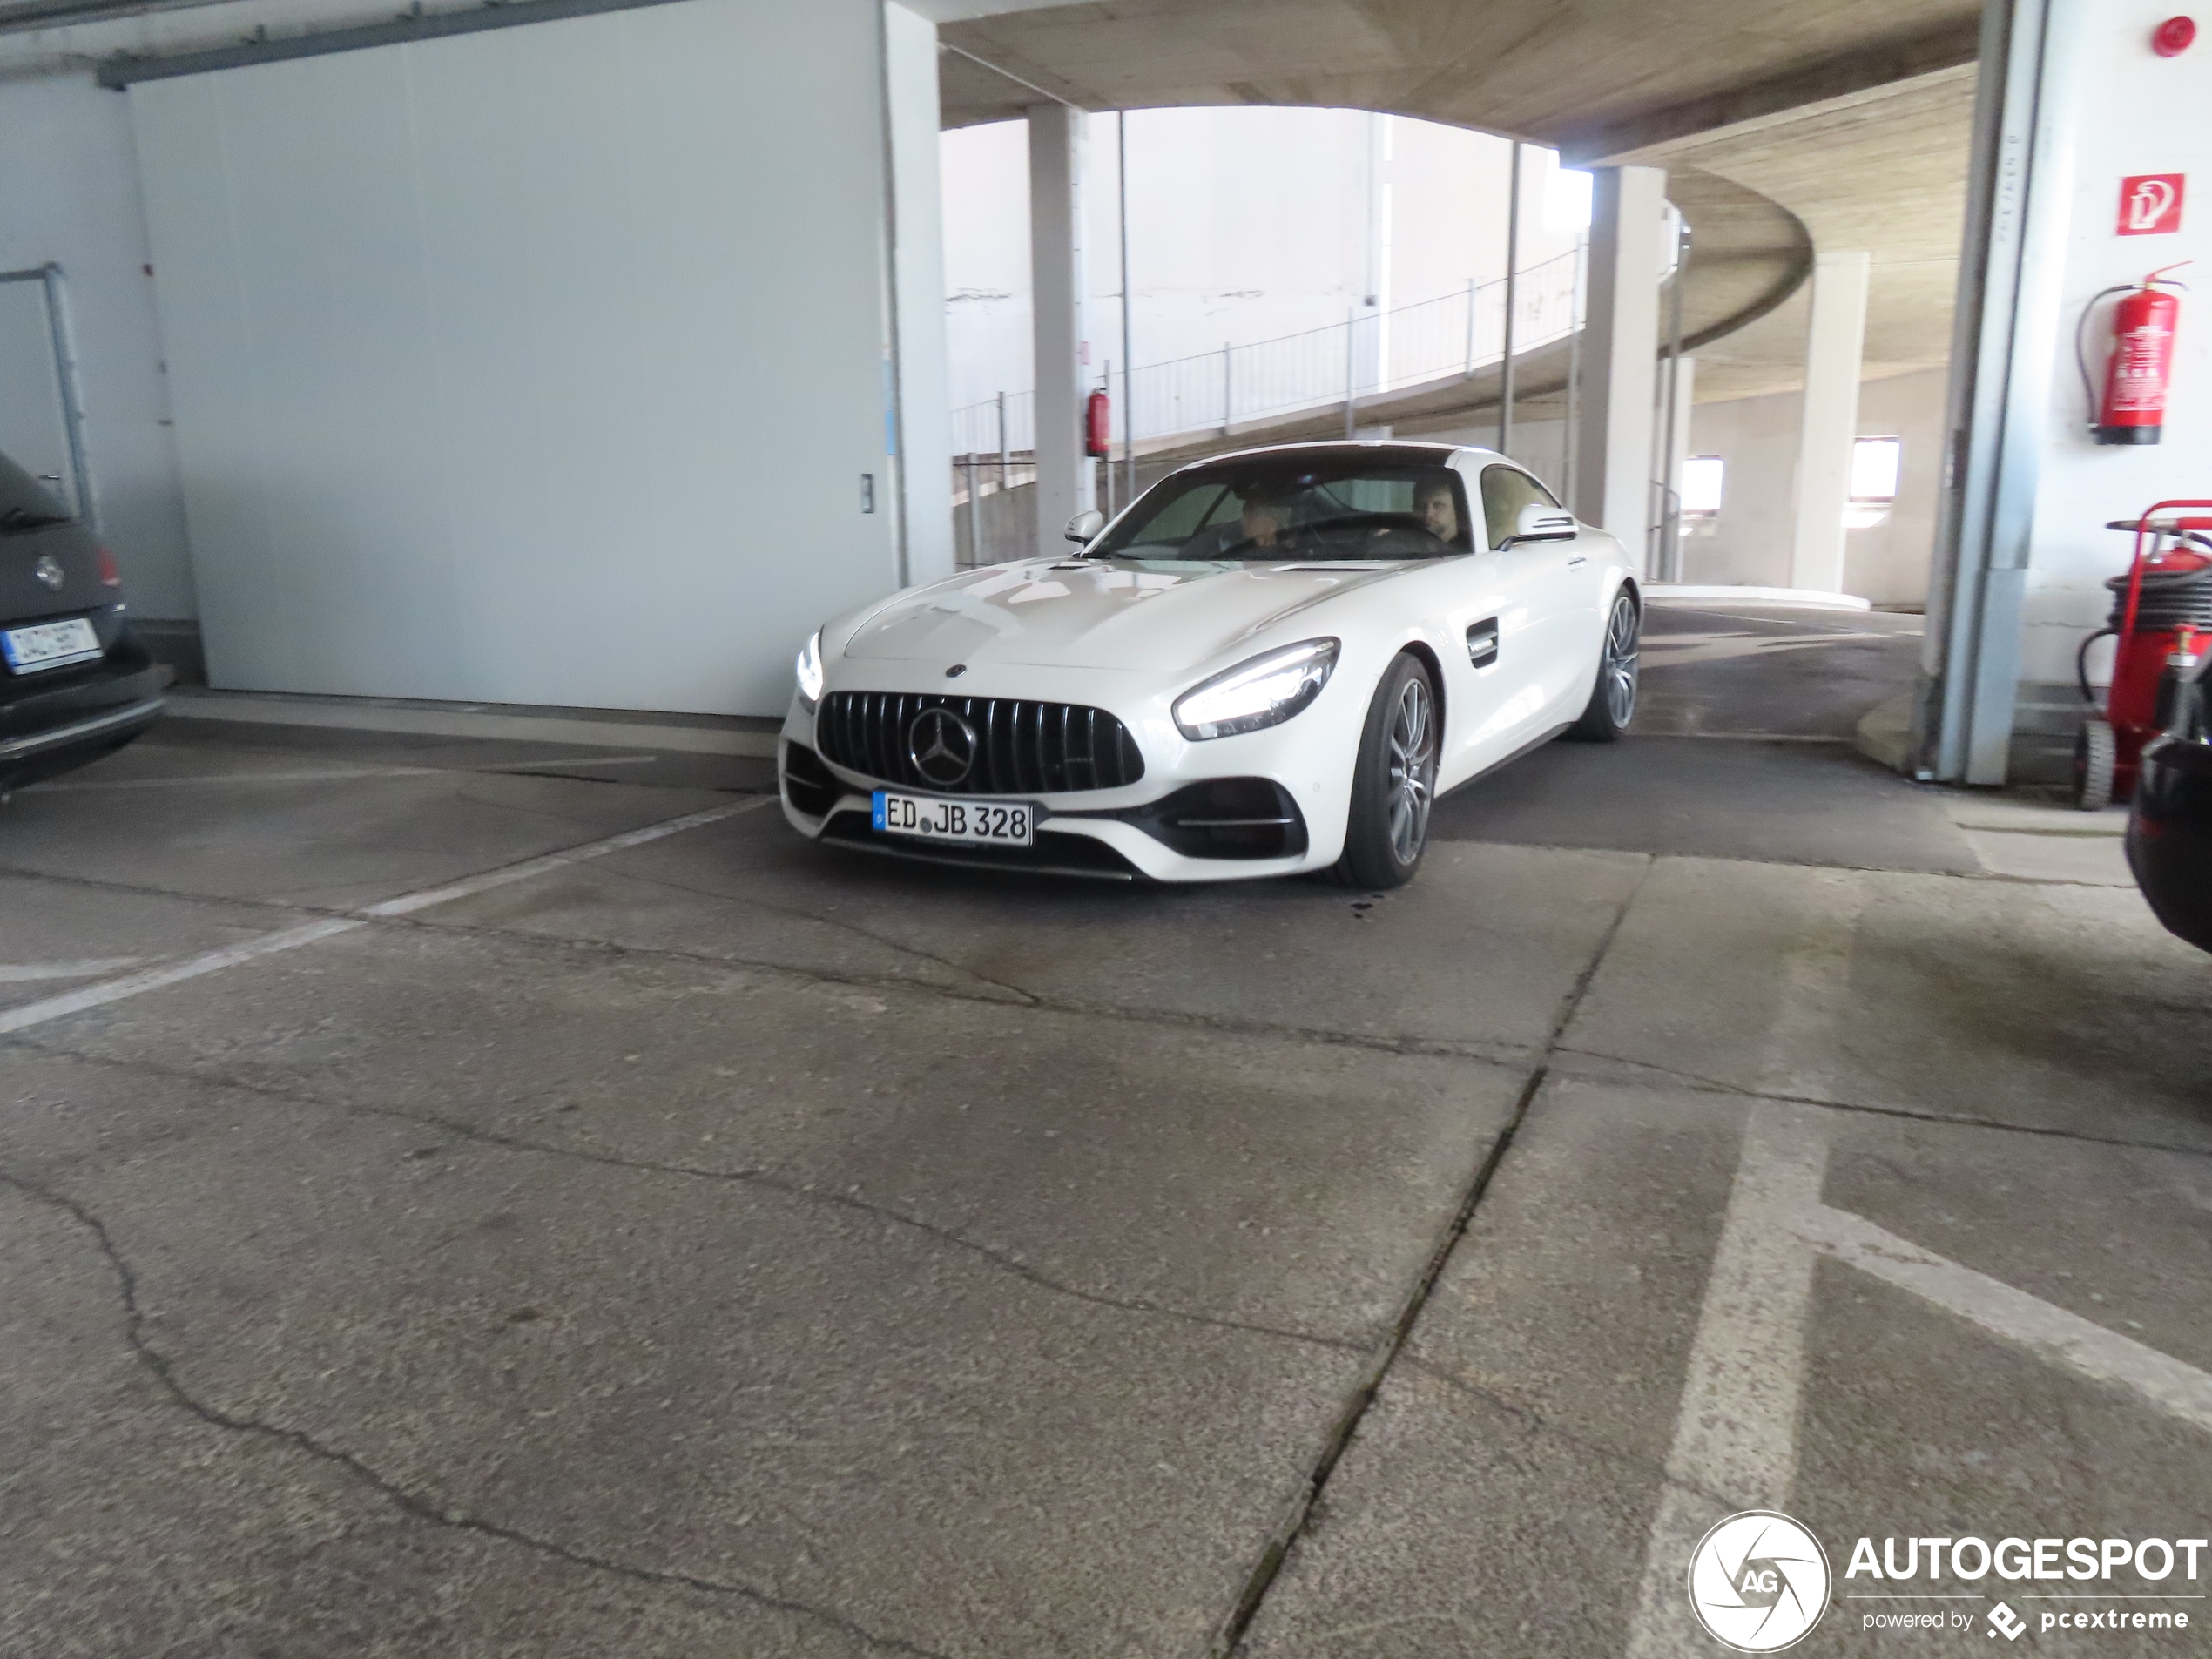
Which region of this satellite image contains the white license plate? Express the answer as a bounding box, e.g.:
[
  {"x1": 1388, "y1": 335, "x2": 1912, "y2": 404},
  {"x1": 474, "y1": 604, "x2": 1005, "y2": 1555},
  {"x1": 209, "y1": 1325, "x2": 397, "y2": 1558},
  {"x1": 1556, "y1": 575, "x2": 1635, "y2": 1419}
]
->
[
  {"x1": 2, "y1": 617, "x2": 101, "y2": 673},
  {"x1": 873, "y1": 790, "x2": 1035, "y2": 846}
]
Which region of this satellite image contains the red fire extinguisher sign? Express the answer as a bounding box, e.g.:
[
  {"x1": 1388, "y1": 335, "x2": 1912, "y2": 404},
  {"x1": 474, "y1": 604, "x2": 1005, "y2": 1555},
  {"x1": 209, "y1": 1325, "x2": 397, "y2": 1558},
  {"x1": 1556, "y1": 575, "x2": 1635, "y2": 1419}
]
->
[{"x1": 2119, "y1": 173, "x2": 2186, "y2": 235}]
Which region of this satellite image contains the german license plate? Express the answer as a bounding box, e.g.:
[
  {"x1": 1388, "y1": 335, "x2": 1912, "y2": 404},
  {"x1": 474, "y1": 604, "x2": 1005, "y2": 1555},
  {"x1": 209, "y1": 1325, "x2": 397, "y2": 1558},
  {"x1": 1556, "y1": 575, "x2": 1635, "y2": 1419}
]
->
[
  {"x1": 873, "y1": 790, "x2": 1035, "y2": 846},
  {"x1": 1, "y1": 617, "x2": 101, "y2": 673}
]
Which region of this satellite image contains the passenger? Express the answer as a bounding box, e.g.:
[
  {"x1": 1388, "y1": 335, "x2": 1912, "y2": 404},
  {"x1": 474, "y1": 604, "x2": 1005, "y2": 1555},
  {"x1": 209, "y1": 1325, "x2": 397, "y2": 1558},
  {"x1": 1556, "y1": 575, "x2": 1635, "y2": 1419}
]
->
[
  {"x1": 1362, "y1": 475, "x2": 1462, "y2": 553},
  {"x1": 1415, "y1": 476, "x2": 1460, "y2": 543}
]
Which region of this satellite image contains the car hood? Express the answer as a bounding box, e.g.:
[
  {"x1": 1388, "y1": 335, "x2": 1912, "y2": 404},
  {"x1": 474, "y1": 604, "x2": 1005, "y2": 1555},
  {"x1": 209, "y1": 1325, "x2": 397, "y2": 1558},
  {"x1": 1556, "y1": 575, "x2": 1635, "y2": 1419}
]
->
[{"x1": 839, "y1": 556, "x2": 1409, "y2": 672}]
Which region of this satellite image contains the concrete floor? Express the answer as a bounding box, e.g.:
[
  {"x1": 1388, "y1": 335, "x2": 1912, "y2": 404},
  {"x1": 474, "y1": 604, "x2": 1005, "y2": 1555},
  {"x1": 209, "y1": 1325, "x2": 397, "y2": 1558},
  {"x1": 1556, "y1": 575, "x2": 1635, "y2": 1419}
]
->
[{"x1": 3, "y1": 604, "x2": 2209, "y2": 1657}]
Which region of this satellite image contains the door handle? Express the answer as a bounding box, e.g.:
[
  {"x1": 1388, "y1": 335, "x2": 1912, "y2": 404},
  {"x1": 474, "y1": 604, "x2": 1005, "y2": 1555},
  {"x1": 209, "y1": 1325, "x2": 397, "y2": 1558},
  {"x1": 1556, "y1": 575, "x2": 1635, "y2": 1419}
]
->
[{"x1": 1567, "y1": 555, "x2": 1588, "y2": 567}]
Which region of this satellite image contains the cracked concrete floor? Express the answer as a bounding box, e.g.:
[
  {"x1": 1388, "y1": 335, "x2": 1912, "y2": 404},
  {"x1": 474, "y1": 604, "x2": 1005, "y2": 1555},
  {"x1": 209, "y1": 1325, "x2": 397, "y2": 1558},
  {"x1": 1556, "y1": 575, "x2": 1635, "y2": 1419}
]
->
[{"x1": 3, "y1": 635, "x2": 2211, "y2": 1658}]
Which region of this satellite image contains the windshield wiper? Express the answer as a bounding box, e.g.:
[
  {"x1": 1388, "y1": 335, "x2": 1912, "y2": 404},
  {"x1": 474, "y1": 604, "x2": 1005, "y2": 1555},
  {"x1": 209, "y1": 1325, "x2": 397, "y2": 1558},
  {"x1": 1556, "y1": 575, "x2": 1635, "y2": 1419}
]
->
[{"x1": 0, "y1": 508, "x2": 72, "y2": 535}]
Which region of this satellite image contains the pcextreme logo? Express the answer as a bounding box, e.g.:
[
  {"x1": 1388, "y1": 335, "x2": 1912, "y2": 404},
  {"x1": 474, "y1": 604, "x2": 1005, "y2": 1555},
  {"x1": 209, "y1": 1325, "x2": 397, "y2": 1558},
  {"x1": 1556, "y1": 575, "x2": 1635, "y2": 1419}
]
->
[{"x1": 1688, "y1": 1511, "x2": 1832, "y2": 1652}]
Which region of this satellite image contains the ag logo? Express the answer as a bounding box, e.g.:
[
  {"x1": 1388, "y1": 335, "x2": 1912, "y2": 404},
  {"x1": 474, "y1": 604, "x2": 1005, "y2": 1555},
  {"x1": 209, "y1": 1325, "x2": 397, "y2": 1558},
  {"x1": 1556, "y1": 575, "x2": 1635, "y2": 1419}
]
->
[{"x1": 1686, "y1": 1511, "x2": 1831, "y2": 1652}]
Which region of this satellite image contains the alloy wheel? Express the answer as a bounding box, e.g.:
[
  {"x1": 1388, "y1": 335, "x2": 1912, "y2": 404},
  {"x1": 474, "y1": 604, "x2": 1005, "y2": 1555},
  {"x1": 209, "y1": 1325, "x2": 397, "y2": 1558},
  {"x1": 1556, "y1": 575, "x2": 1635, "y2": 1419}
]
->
[
  {"x1": 1386, "y1": 676, "x2": 1436, "y2": 863},
  {"x1": 1603, "y1": 593, "x2": 1640, "y2": 727}
]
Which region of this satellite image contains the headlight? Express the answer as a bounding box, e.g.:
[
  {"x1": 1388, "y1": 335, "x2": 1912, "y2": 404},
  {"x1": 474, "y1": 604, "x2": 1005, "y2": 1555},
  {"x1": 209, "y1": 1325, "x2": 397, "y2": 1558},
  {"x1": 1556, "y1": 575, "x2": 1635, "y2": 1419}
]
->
[
  {"x1": 1173, "y1": 637, "x2": 1339, "y2": 740},
  {"x1": 795, "y1": 629, "x2": 825, "y2": 707}
]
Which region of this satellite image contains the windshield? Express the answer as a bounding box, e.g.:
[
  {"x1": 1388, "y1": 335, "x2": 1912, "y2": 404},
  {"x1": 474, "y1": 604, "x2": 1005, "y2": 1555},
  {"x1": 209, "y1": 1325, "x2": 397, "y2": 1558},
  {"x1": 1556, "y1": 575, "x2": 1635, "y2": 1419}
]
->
[{"x1": 1087, "y1": 457, "x2": 1474, "y2": 562}]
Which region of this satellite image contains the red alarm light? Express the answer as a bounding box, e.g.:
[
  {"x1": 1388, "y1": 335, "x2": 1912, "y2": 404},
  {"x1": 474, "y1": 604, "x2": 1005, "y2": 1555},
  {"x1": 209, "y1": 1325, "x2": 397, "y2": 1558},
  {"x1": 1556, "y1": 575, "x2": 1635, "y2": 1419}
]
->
[{"x1": 2154, "y1": 15, "x2": 2195, "y2": 55}]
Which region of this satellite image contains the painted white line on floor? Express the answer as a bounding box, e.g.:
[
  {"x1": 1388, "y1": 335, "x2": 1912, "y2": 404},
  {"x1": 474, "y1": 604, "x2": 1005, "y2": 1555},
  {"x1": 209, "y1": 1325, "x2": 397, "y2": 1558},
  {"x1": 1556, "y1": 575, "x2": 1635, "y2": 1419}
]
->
[
  {"x1": 1796, "y1": 1204, "x2": 2212, "y2": 1435},
  {"x1": 1620, "y1": 866, "x2": 2212, "y2": 1650},
  {"x1": 0, "y1": 918, "x2": 368, "y2": 1035},
  {"x1": 0, "y1": 799, "x2": 766, "y2": 1036},
  {"x1": 0, "y1": 956, "x2": 147, "y2": 983},
  {"x1": 360, "y1": 801, "x2": 764, "y2": 919},
  {"x1": 1626, "y1": 875, "x2": 1865, "y2": 1659},
  {"x1": 28, "y1": 756, "x2": 666, "y2": 792},
  {"x1": 1625, "y1": 1103, "x2": 1837, "y2": 1658}
]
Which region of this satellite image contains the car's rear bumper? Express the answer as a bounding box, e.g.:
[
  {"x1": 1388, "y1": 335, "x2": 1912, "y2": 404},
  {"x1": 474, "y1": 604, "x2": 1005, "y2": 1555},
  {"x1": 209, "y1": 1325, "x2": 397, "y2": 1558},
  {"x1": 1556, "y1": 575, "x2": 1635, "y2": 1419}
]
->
[{"x1": 0, "y1": 659, "x2": 165, "y2": 786}]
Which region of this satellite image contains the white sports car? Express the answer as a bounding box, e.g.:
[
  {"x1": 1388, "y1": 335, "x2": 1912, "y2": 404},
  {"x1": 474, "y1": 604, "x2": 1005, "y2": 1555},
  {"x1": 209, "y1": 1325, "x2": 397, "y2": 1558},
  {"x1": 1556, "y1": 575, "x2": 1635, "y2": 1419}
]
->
[{"x1": 779, "y1": 441, "x2": 1639, "y2": 887}]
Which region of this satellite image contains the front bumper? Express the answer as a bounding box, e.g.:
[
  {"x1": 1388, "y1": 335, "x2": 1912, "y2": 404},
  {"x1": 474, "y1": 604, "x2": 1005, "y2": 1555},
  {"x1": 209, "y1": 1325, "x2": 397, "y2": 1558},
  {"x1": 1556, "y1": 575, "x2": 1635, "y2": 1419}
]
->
[{"x1": 776, "y1": 679, "x2": 1354, "y2": 882}]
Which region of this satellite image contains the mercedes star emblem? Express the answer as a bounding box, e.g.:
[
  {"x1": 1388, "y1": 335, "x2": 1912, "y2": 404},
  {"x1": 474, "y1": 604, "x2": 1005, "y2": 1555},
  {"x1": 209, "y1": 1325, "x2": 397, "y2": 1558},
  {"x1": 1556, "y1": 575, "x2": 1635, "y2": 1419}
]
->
[
  {"x1": 907, "y1": 707, "x2": 978, "y2": 787},
  {"x1": 33, "y1": 555, "x2": 64, "y2": 592}
]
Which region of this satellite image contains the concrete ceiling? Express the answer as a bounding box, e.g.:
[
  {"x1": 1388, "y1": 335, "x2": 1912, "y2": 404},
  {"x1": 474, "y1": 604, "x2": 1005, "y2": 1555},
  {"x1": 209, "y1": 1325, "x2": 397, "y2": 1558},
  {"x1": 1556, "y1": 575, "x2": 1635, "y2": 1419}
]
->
[
  {"x1": 1622, "y1": 64, "x2": 1978, "y2": 401},
  {"x1": 935, "y1": 0, "x2": 1980, "y2": 405},
  {"x1": 934, "y1": 0, "x2": 1979, "y2": 155}
]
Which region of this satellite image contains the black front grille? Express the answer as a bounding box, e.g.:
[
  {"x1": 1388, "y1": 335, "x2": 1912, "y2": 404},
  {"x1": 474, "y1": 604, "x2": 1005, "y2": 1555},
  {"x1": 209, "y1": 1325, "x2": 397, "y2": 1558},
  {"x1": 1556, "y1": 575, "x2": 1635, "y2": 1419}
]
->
[{"x1": 816, "y1": 691, "x2": 1144, "y2": 795}]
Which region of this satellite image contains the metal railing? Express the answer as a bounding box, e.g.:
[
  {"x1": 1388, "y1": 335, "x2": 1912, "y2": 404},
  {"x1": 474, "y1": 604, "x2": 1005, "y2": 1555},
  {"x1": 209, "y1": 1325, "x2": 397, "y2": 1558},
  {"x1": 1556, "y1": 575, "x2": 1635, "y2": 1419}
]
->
[
  {"x1": 948, "y1": 249, "x2": 1586, "y2": 567},
  {"x1": 951, "y1": 249, "x2": 1579, "y2": 457}
]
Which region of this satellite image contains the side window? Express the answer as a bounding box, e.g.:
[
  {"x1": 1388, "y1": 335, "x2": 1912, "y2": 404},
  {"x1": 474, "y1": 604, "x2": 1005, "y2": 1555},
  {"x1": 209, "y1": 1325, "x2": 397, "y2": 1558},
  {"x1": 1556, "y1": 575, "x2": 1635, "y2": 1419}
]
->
[{"x1": 1479, "y1": 466, "x2": 1562, "y2": 550}]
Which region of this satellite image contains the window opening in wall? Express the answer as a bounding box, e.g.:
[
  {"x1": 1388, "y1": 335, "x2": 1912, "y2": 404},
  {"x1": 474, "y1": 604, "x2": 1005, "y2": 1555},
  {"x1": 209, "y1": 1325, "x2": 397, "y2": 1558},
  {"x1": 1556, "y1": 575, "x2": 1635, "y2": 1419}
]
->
[
  {"x1": 1681, "y1": 455, "x2": 1724, "y2": 516},
  {"x1": 1850, "y1": 436, "x2": 1901, "y2": 501},
  {"x1": 1845, "y1": 435, "x2": 1901, "y2": 529}
]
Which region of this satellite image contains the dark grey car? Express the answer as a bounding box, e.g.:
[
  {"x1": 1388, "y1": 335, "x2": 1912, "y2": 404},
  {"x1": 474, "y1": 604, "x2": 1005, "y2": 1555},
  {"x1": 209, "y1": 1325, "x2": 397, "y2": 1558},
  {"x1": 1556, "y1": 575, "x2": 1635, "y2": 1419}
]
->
[{"x1": 1, "y1": 449, "x2": 163, "y2": 792}]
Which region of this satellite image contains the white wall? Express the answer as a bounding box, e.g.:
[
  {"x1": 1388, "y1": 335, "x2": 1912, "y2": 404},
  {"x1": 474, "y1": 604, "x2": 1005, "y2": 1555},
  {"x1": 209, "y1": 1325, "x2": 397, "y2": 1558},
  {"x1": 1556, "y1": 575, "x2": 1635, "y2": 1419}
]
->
[
  {"x1": 941, "y1": 108, "x2": 1586, "y2": 414},
  {"x1": 1682, "y1": 368, "x2": 1948, "y2": 606},
  {"x1": 125, "y1": 0, "x2": 932, "y2": 715},
  {"x1": 0, "y1": 74, "x2": 195, "y2": 619},
  {"x1": 2018, "y1": 0, "x2": 2212, "y2": 700}
]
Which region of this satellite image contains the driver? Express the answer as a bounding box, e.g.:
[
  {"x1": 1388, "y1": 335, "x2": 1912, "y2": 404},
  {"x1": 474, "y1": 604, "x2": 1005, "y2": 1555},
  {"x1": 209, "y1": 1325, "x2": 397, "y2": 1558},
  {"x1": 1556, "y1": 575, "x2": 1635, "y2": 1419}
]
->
[
  {"x1": 1235, "y1": 488, "x2": 1300, "y2": 550},
  {"x1": 1187, "y1": 486, "x2": 1306, "y2": 556}
]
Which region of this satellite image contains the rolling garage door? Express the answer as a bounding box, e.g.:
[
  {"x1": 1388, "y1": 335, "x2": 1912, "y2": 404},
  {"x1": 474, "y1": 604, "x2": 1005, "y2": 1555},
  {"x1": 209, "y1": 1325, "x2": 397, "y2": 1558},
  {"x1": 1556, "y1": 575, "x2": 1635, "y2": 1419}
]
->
[{"x1": 129, "y1": 0, "x2": 907, "y2": 714}]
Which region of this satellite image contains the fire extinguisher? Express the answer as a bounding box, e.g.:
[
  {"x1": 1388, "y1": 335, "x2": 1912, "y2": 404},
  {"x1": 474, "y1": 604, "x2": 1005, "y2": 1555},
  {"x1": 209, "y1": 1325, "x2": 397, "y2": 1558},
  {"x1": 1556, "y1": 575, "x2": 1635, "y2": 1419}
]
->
[
  {"x1": 1084, "y1": 388, "x2": 1112, "y2": 458},
  {"x1": 2080, "y1": 263, "x2": 2190, "y2": 445}
]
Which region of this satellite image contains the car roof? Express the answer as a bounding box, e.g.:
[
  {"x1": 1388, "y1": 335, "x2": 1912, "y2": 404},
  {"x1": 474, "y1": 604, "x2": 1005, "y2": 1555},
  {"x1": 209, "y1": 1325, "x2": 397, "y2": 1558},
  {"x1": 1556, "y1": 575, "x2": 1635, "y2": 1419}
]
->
[{"x1": 1167, "y1": 439, "x2": 1513, "y2": 472}]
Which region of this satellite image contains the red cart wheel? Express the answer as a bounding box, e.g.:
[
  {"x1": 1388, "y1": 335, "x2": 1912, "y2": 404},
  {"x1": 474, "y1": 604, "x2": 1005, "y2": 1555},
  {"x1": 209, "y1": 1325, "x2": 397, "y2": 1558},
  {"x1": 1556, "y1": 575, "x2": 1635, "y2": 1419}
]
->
[{"x1": 2074, "y1": 718, "x2": 2117, "y2": 810}]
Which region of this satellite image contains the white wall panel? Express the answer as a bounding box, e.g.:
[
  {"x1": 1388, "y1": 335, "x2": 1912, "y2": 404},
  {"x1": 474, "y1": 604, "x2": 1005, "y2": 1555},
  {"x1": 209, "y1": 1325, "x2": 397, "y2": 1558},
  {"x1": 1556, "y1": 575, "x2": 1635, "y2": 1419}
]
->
[{"x1": 131, "y1": 0, "x2": 900, "y2": 713}]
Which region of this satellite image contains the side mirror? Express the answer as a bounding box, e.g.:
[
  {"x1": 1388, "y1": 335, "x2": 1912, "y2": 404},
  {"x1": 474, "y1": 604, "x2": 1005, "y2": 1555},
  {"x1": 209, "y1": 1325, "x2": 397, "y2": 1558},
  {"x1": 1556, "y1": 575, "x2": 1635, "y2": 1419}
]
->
[
  {"x1": 1064, "y1": 509, "x2": 1105, "y2": 544},
  {"x1": 1501, "y1": 502, "x2": 1577, "y2": 547}
]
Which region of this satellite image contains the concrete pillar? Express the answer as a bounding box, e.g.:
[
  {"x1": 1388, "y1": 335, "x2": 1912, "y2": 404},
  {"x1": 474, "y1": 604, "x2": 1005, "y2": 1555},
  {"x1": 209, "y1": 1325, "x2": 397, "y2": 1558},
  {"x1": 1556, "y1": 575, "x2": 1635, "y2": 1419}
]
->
[
  {"x1": 1788, "y1": 250, "x2": 1872, "y2": 594},
  {"x1": 883, "y1": 1, "x2": 952, "y2": 587},
  {"x1": 1925, "y1": 0, "x2": 2087, "y2": 785},
  {"x1": 1660, "y1": 354, "x2": 1696, "y2": 581},
  {"x1": 1028, "y1": 102, "x2": 1092, "y2": 548},
  {"x1": 1572, "y1": 165, "x2": 1667, "y2": 564}
]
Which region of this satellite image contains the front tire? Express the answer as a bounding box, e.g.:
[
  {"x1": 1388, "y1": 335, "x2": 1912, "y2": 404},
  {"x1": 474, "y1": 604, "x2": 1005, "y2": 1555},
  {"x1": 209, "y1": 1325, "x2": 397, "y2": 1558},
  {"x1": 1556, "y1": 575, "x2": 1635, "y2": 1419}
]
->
[
  {"x1": 1565, "y1": 588, "x2": 1640, "y2": 742},
  {"x1": 1332, "y1": 653, "x2": 1438, "y2": 888}
]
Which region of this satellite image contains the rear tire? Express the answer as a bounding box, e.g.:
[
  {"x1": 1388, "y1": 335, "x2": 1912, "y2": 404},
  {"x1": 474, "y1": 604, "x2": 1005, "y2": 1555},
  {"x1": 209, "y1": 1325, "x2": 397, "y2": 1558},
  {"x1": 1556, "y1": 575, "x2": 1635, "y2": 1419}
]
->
[
  {"x1": 1565, "y1": 588, "x2": 1640, "y2": 742},
  {"x1": 1332, "y1": 653, "x2": 1438, "y2": 889}
]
